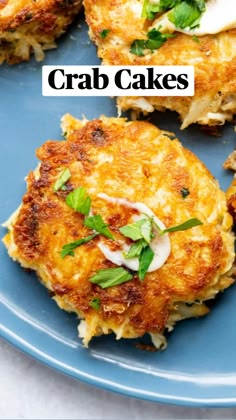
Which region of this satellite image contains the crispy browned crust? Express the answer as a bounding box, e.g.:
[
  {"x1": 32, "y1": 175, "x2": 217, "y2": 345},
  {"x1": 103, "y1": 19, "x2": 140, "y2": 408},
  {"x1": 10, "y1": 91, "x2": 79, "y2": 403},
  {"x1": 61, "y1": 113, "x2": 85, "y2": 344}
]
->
[
  {"x1": 225, "y1": 152, "x2": 236, "y2": 223},
  {"x1": 3, "y1": 116, "x2": 235, "y2": 345},
  {"x1": 0, "y1": 0, "x2": 82, "y2": 63},
  {"x1": 84, "y1": 0, "x2": 236, "y2": 128},
  {"x1": 226, "y1": 175, "x2": 236, "y2": 221}
]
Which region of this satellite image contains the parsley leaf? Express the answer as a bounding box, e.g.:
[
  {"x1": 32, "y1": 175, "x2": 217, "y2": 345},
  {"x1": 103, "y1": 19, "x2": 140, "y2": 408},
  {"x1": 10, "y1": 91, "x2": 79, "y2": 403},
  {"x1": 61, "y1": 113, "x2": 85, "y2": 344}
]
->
[
  {"x1": 90, "y1": 267, "x2": 133, "y2": 289},
  {"x1": 140, "y1": 218, "x2": 153, "y2": 243},
  {"x1": 192, "y1": 34, "x2": 200, "y2": 43},
  {"x1": 130, "y1": 29, "x2": 175, "y2": 56},
  {"x1": 84, "y1": 214, "x2": 114, "y2": 239},
  {"x1": 124, "y1": 239, "x2": 147, "y2": 259},
  {"x1": 142, "y1": 0, "x2": 178, "y2": 19},
  {"x1": 100, "y1": 29, "x2": 111, "y2": 39},
  {"x1": 138, "y1": 245, "x2": 154, "y2": 280},
  {"x1": 53, "y1": 168, "x2": 71, "y2": 192},
  {"x1": 120, "y1": 218, "x2": 153, "y2": 243},
  {"x1": 119, "y1": 219, "x2": 146, "y2": 241},
  {"x1": 194, "y1": 0, "x2": 206, "y2": 13},
  {"x1": 66, "y1": 187, "x2": 91, "y2": 216},
  {"x1": 141, "y1": 0, "x2": 206, "y2": 30},
  {"x1": 60, "y1": 233, "x2": 98, "y2": 258},
  {"x1": 169, "y1": 0, "x2": 206, "y2": 30},
  {"x1": 89, "y1": 297, "x2": 101, "y2": 310},
  {"x1": 142, "y1": 0, "x2": 161, "y2": 19},
  {"x1": 161, "y1": 218, "x2": 203, "y2": 235},
  {"x1": 158, "y1": 0, "x2": 180, "y2": 9},
  {"x1": 146, "y1": 28, "x2": 175, "y2": 50},
  {"x1": 130, "y1": 39, "x2": 146, "y2": 56},
  {"x1": 121, "y1": 218, "x2": 155, "y2": 280}
]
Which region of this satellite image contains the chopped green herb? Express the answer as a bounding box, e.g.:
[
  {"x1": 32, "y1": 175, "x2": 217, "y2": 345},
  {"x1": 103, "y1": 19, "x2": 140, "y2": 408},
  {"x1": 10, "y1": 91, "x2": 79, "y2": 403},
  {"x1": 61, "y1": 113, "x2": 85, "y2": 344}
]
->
[
  {"x1": 140, "y1": 218, "x2": 153, "y2": 243},
  {"x1": 84, "y1": 214, "x2": 114, "y2": 239},
  {"x1": 119, "y1": 219, "x2": 146, "y2": 241},
  {"x1": 141, "y1": 0, "x2": 206, "y2": 29},
  {"x1": 120, "y1": 218, "x2": 153, "y2": 243},
  {"x1": 161, "y1": 218, "x2": 203, "y2": 235},
  {"x1": 90, "y1": 267, "x2": 133, "y2": 289},
  {"x1": 142, "y1": 0, "x2": 177, "y2": 19},
  {"x1": 66, "y1": 187, "x2": 91, "y2": 216},
  {"x1": 180, "y1": 187, "x2": 190, "y2": 199},
  {"x1": 169, "y1": 0, "x2": 206, "y2": 30},
  {"x1": 194, "y1": 0, "x2": 206, "y2": 13},
  {"x1": 53, "y1": 168, "x2": 71, "y2": 192},
  {"x1": 146, "y1": 28, "x2": 175, "y2": 49},
  {"x1": 100, "y1": 29, "x2": 111, "y2": 39},
  {"x1": 60, "y1": 233, "x2": 98, "y2": 258},
  {"x1": 89, "y1": 297, "x2": 101, "y2": 310},
  {"x1": 130, "y1": 39, "x2": 146, "y2": 57},
  {"x1": 158, "y1": 0, "x2": 180, "y2": 10},
  {"x1": 130, "y1": 29, "x2": 175, "y2": 56},
  {"x1": 138, "y1": 245, "x2": 154, "y2": 281},
  {"x1": 124, "y1": 239, "x2": 147, "y2": 259},
  {"x1": 192, "y1": 34, "x2": 200, "y2": 43},
  {"x1": 142, "y1": 0, "x2": 161, "y2": 19}
]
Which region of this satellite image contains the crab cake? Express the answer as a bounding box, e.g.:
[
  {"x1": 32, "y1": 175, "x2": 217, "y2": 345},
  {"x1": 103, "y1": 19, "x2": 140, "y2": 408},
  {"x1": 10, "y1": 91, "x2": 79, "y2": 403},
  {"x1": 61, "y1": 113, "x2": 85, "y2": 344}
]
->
[
  {"x1": 0, "y1": 0, "x2": 82, "y2": 64},
  {"x1": 84, "y1": 0, "x2": 236, "y2": 128},
  {"x1": 3, "y1": 115, "x2": 235, "y2": 348}
]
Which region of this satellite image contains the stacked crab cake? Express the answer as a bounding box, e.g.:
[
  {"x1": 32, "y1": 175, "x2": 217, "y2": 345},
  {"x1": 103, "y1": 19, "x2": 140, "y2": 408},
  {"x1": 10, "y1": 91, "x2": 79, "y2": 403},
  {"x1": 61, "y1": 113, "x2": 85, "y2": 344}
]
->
[
  {"x1": 0, "y1": 0, "x2": 82, "y2": 63},
  {"x1": 3, "y1": 115, "x2": 235, "y2": 348},
  {"x1": 84, "y1": 0, "x2": 236, "y2": 128}
]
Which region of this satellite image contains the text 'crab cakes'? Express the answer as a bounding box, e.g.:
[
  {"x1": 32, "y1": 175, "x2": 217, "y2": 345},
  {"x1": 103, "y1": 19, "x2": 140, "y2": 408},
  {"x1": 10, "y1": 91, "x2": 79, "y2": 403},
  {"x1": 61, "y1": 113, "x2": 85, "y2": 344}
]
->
[
  {"x1": 3, "y1": 115, "x2": 235, "y2": 348},
  {"x1": 0, "y1": 0, "x2": 82, "y2": 64},
  {"x1": 84, "y1": 0, "x2": 236, "y2": 128}
]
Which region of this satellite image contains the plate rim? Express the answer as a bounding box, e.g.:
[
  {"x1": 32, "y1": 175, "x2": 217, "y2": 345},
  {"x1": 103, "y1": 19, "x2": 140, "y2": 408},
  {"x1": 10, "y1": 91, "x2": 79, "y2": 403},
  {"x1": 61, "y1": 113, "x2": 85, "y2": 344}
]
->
[
  {"x1": 1, "y1": 19, "x2": 236, "y2": 410},
  {"x1": 1, "y1": 308, "x2": 236, "y2": 408}
]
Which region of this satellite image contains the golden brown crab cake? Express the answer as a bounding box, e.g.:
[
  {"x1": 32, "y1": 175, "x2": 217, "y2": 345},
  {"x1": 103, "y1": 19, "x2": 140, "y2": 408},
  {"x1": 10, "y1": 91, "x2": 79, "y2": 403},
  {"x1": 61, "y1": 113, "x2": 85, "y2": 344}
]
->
[
  {"x1": 3, "y1": 115, "x2": 235, "y2": 348},
  {"x1": 0, "y1": 0, "x2": 82, "y2": 64},
  {"x1": 84, "y1": 0, "x2": 236, "y2": 128}
]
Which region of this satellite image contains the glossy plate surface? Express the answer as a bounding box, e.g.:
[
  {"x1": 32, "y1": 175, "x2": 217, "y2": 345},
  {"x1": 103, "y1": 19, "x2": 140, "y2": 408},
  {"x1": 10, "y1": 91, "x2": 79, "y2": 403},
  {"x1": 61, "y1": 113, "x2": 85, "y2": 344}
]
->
[{"x1": 1, "y1": 17, "x2": 236, "y2": 407}]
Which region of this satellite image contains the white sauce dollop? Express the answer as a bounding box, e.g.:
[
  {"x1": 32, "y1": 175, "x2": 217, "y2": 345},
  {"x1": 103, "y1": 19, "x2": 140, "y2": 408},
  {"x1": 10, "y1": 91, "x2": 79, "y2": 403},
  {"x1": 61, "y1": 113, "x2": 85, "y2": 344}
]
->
[
  {"x1": 97, "y1": 193, "x2": 171, "y2": 272},
  {"x1": 153, "y1": 0, "x2": 236, "y2": 36}
]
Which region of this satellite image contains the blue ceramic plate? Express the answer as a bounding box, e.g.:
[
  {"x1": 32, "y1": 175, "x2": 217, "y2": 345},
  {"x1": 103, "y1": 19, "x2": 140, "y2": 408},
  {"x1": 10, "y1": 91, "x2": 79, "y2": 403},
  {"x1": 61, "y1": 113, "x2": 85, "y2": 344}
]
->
[{"x1": 1, "y1": 17, "x2": 236, "y2": 407}]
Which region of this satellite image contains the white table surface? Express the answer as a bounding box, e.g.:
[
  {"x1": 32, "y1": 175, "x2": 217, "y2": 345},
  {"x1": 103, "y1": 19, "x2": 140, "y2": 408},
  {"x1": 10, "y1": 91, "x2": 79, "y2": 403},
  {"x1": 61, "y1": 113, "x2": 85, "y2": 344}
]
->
[{"x1": 1, "y1": 338, "x2": 236, "y2": 419}]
